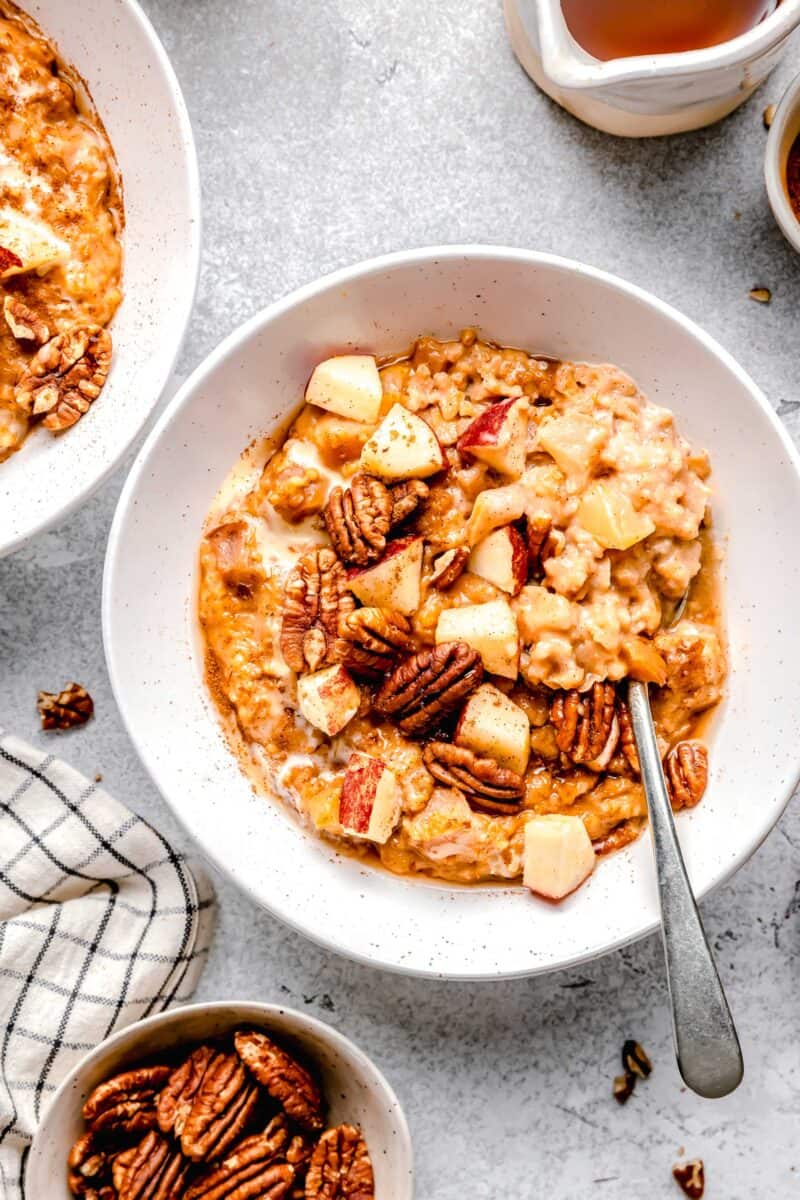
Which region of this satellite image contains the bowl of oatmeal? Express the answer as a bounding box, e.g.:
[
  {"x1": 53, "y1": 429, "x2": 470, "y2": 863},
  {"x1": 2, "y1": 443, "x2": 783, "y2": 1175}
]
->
[
  {"x1": 104, "y1": 246, "x2": 800, "y2": 978},
  {"x1": 0, "y1": 0, "x2": 200, "y2": 556}
]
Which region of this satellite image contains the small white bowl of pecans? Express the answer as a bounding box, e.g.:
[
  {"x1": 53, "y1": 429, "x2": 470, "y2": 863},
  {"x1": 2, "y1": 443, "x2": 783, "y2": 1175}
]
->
[{"x1": 26, "y1": 1001, "x2": 413, "y2": 1200}]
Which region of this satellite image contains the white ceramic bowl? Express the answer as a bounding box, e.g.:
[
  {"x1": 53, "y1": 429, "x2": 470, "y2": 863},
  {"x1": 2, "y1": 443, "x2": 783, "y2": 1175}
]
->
[
  {"x1": 26, "y1": 1001, "x2": 413, "y2": 1200},
  {"x1": 0, "y1": 0, "x2": 200, "y2": 557},
  {"x1": 765, "y1": 68, "x2": 800, "y2": 253},
  {"x1": 104, "y1": 246, "x2": 800, "y2": 980}
]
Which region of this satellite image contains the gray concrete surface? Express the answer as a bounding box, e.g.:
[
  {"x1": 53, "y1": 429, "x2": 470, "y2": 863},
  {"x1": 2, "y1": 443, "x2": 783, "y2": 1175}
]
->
[{"x1": 3, "y1": 2, "x2": 800, "y2": 1195}]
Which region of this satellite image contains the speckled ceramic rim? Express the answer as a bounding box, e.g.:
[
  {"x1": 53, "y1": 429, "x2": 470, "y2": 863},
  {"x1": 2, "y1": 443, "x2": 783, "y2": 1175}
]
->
[
  {"x1": 103, "y1": 245, "x2": 800, "y2": 979},
  {"x1": 0, "y1": 0, "x2": 201, "y2": 557},
  {"x1": 25, "y1": 1001, "x2": 414, "y2": 1200},
  {"x1": 765, "y1": 68, "x2": 800, "y2": 253}
]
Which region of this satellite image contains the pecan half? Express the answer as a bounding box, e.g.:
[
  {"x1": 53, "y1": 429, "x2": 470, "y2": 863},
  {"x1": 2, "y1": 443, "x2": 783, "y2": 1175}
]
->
[
  {"x1": 429, "y1": 547, "x2": 468, "y2": 590},
  {"x1": 82, "y1": 1066, "x2": 171, "y2": 1135},
  {"x1": 118, "y1": 1132, "x2": 190, "y2": 1200},
  {"x1": 305, "y1": 1125, "x2": 374, "y2": 1200},
  {"x1": 68, "y1": 1132, "x2": 111, "y2": 1196},
  {"x1": 235, "y1": 1030, "x2": 324, "y2": 1133},
  {"x1": 551, "y1": 682, "x2": 620, "y2": 772},
  {"x1": 112, "y1": 1148, "x2": 138, "y2": 1195},
  {"x1": 180, "y1": 1052, "x2": 260, "y2": 1162},
  {"x1": 665, "y1": 741, "x2": 708, "y2": 809},
  {"x1": 38, "y1": 681, "x2": 94, "y2": 731},
  {"x1": 339, "y1": 606, "x2": 414, "y2": 676},
  {"x1": 184, "y1": 1116, "x2": 293, "y2": 1200},
  {"x1": 323, "y1": 474, "x2": 392, "y2": 567},
  {"x1": 15, "y1": 325, "x2": 112, "y2": 431},
  {"x1": 672, "y1": 1159, "x2": 704, "y2": 1199},
  {"x1": 3, "y1": 294, "x2": 49, "y2": 343},
  {"x1": 422, "y1": 742, "x2": 524, "y2": 813},
  {"x1": 374, "y1": 642, "x2": 483, "y2": 736},
  {"x1": 157, "y1": 1045, "x2": 215, "y2": 1137},
  {"x1": 280, "y1": 548, "x2": 355, "y2": 674},
  {"x1": 389, "y1": 479, "x2": 429, "y2": 525}
]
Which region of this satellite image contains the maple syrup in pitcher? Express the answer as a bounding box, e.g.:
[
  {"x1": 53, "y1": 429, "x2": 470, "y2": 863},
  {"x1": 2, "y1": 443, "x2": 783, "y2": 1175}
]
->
[{"x1": 561, "y1": 0, "x2": 779, "y2": 60}]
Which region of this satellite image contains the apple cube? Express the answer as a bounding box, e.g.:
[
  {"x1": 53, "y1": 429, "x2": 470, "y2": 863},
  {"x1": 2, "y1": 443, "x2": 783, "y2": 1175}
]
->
[
  {"x1": 457, "y1": 397, "x2": 529, "y2": 479},
  {"x1": 359, "y1": 403, "x2": 445, "y2": 481},
  {"x1": 468, "y1": 525, "x2": 528, "y2": 596},
  {"x1": 435, "y1": 597, "x2": 519, "y2": 679},
  {"x1": 466, "y1": 483, "x2": 527, "y2": 548},
  {"x1": 456, "y1": 683, "x2": 530, "y2": 775},
  {"x1": 0, "y1": 207, "x2": 69, "y2": 279},
  {"x1": 347, "y1": 536, "x2": 423, "y2": 615},
  {"x1": 339, "y1": 752, "x2": 401, "y2": 844},
  {"x1": 577, "y1": 482, "x2": 655, "y2": 550},
  {"x1": 523, "y1": 815, "x2": 595, "y2": 901},
  {"x1": 305, "y1": 355, "x2": 383, "y2": 423},
  {"x1": 297, "y1": 665, "x2": 360, "y2": 736},
  {"x1": 537, "y1": 412, "x2": 606, "y2": 479}
]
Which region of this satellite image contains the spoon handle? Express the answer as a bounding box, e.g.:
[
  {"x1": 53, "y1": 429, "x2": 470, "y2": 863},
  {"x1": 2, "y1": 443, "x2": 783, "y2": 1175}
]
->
[{"x1": 627, "y1": 680, "x2": 743, "y2": 1098}]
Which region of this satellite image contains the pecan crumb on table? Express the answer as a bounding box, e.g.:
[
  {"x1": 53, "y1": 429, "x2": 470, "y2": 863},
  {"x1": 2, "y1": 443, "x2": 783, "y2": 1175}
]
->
[{"x1": 198, "y1": 330, "x2": 726, "y2": 901}]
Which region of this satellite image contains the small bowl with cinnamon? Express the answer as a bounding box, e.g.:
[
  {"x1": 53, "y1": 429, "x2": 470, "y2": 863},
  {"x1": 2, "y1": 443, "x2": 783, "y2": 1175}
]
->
[
  {"x1": 765, "y1": 70, "x2": 800, "y2": 253},
  {"x1": 25, "y1": 1001, "x2": 413, "y2": 1200}
]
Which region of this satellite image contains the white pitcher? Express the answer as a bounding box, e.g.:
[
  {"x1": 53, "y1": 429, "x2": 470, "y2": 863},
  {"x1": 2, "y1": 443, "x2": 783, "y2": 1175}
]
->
[{"x1": 504, "y1": 0, "x2": 800, "y2": 136}]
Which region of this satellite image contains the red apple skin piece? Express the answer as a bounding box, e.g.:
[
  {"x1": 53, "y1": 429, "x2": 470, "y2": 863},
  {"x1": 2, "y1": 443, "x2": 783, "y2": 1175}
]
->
[
  {"x1": 507, "y1": 526, "x2": 528, "y2": 595},
  {"x1": 468, "y1": 525, "x2": 529, "y2": 596},
  {"x1": 346, "y1": 535, "x2": 424, "y2": 614},
  {"x1": 457, "y1": 398, "x2": 518, "y2": 455},
  {"x1": 346, "y1": 535, "x2": 416, "y2": 580},
  {"x1": 340, "y1": 754, "x2": 384, "y2": 834}
]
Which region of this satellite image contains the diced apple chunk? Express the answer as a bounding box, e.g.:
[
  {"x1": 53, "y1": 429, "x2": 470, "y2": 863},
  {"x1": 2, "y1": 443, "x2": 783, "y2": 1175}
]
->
[
  {"x1": 466, "y1": 484, "x2": 527, "y2": 548},
  {"x1": 457, "y1": 397, "x2": 529, "y2": 479},
  {"x1": 0, "y1": 207, "x2": 69, "y2": 279},
  {"x1": 621, "y1": 635, "x2": 667, "y2": 686},
  {"x1": 347, "y1": 536, "x2": 423, "y2": 615},
  {"x1": 339, "y1": 752, "x2": 401, "y2": 844},
  {"x1": 523, "y1": 815, "x2": 595, "y2": 900},
  {"x1": 305, "y1": 355, "x2": 383, "y2": 423},
  {"x1": 359, "y1": 403, "x2": 445, "y2": 481},
  {"x1": 456, "y1": 683, "x2": 530, "y2": 775},
  {"x1": 577, "y1": 482, "x2": 655, "y2": 550},
  {"x1": 537, "y1": 412, "x2": 606, "y2": 479},
  {"x1": 297, "y1": 665, "x2": 360, "y2": 736},
  {"x1": 435, "y1": 597, "x2": 519, "y2": 679},
  {"x1": 468, "y1": 525, "x2": 528, "y2": 596}
]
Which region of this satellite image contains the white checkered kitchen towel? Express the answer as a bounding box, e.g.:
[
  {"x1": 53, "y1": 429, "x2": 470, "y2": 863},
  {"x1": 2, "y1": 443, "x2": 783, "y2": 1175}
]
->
[{"x1": 0, "y1": 732, "x2": 216, "y2": 1199}]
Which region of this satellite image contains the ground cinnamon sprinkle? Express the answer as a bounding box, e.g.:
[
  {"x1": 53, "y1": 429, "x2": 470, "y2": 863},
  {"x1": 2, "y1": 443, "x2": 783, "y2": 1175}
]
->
[{"x1": 787, "y1": 132, "x2": 800, "y2": 221}]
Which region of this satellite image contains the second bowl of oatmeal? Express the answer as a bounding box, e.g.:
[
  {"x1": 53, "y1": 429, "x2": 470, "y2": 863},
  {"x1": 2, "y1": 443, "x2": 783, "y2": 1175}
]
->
[{"x1": 104, "y1": 246, "x2": 800, "y2": 979}]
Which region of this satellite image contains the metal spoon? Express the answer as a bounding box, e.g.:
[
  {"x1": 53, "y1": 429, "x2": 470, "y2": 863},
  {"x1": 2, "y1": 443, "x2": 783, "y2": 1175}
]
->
[{"x1": 626, "y1": 596, "x2": 743, "y2": 1099}]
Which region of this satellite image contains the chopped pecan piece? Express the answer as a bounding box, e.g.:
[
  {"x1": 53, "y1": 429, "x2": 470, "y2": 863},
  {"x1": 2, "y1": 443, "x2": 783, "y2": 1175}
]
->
[
  {"x1": 118, "y1": 1132, "x2": 190, "y2": 1200},
  {"x1": 184, "y1": 1116, "x2": 293, "y2": 1200},
  {"x1": 180, "y1": 1052, "x2": 260, "y2": 1162},
  {"x1": 389, "y1": 478, "x2": 429, "y2": 525},
  {"x1": 429, "y1": 547, "x2": 468, "y2": 590},
  {"x1": 280, "y1": 548, "x2": 355, "y2": 674},
  {"x1": 592, "y1": 819, "x2": 642, "y2": 856},
  {"x1": 617, "y1": 702, "x2": 640, "y2": 774},
  {"x1": 38, "y1": 681, "x2": 94, "y2": 731},
  {"x1": 422, "y1": 742, "x2": 524, "y2": 813},
  {"x1": 672, "y1": 1159, "x2": 704, "y2": 1199},
  {"x1": 526, "y1": 514, "x2": 563, "y2": 576},
  {"x1": 339, "y1": 606, "x2": 414, "y2": 676},
  {"x1": 305, "y1": 1124, "x2": 374, "y2": 1200},
  {"x1": 3, "y1": 294, "x2": 49, "y2": 343},
  {"x1": 82, "y1": 1065, "x2": 171, "y2": 1134},
  {"x1": 665, "y1": 741, "x2": 708, "y2": 809},
  {"x1": 15, "y1": 325, "x2": 112, "y2": 431},
  {"x1": 323, "y1": 474, "x2": 392, "y2": 567},
  {"x1": 374, "y1": 642, "x2": 484, "y2": 736},
  {"x1": 622, "y1": 1039, "x2": 652, "y2": 1080},
  {"x1": 235, "y1": 1030, "x2": 324, "y2": 1133},
  {"x1": 612, "y1": 1072, "x2": 636, "y2": 1105},
  {"x1": 68, "y1": 1131, "x2": 111, "y2": 1196},
  {"x1": 157, "y1": 1045, "x2": 215, "y2": 1137},
  {"x1": 551, "y1": 682, "x2": 620, "y2": 772}
]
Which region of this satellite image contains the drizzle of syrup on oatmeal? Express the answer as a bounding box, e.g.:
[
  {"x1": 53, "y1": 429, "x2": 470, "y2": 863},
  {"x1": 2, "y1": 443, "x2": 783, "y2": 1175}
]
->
[{"x1": 561, "y1": 0, "x2": 778, "y2": 60}]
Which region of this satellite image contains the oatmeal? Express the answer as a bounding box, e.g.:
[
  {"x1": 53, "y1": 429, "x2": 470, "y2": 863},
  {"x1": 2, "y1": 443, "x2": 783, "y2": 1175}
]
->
[
  {"x1": 199, "y1": 330, "x2": 726, "y2": 900},
  {"x1": 0, "y1": 1, "x2": 123, "y2": 459}
]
